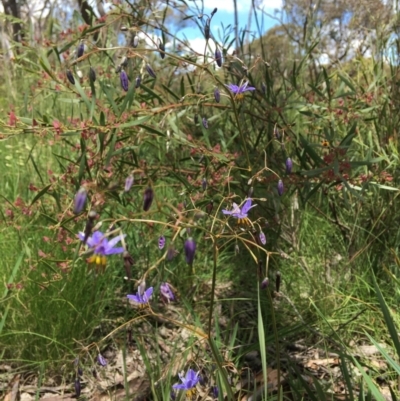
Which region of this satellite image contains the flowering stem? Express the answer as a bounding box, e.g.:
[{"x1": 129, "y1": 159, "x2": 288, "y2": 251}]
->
[{"x1": 208, "y1": 239, "x2": 218, "y2": 338}]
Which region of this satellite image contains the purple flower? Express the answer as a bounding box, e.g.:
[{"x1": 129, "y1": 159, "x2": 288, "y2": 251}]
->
[
  {"x1": 97, "y1": 353, "x2": 107, "y2": 366},
  {"x1": 215, "y1": 48, "x2": 222, "y2": 67},
  {"x1": 74, "y1": 187, "x2": 87, "y2": 214},
  {"x1": 160, "y1": 282, "x2": 175, "y2": 303},
  {"x1": 184, "y1": 238, "x2": 196, "y2": 265},
  {"x1": 285, "y1": 158, "x2": 293, "y2": 174},
  {"x1": 120, "y1": 70, "x2": 129, "y2": 92},
  {"x1": 78, "y1": 230, "x2": 125, "y2": 268},
  {"x1": 222, "y1": 198, "x2": 256, "y2": 223},
  {"x1": 143, "y1": 187, "x2": 154, "y2": 211},
  {"x1": 173, "y1": 369, "x2": 200, "y2": 391},
  {"x1": 124, "y1": 175, "x2": 134, "y2": 192},
  {"x1": 226, "y1": 81, "x2": 256, "y2": 98},
  {"x1": 214, "y1": 87, "x2": 220, "y2": 103},
  {"x1": 277, "y1": 179, "x2": 284, "y2": 196},
  {"x1": 127, "y1": 286, "x2": 153, "y2": 304},
  {"x1": 259, "y1": 231, "x2": 266, "y2": 245},
  {"x1": 158, "y1": 235, "x2": 166, "y2": 250}
]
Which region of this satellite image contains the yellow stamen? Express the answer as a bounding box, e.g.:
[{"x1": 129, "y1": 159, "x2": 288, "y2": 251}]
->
[
  {"x1": 185, "y1": 388, "x2": 196, "y2": 399},
  {"x1": 234, "y1": 93, "x2": 244, "y2": 102}
]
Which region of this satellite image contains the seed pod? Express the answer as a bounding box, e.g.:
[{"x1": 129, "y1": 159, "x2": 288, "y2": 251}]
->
[
  {"x1": 135, "y1": 75, "x2": 141, "y2": 88},
  {"x1": 146, "y1": 64, "x2": 157, "y2": 79},
  {"x1": 158, "y1": 39, "x2": 165, "y2": 59},
  {"x1": 143, "y1": 187, "x2": 154, "y2": 211},
  {"x1": 214, "y1": 87, "x2": 220, "y2": 103},
  {"x1": 204, "y1": 18, "x2": 210, "y2": 40},
  {"x1": 215, "y1": 48, "x2": 222, "y2": 67},
  {"x1": 131, "y1": 35, "x2": 139, "y2": 48},
  {"x1": 285, "y1": 157, "x2": 293, "y2": 175},
  {"x1": 74, "y1": 379, "x2": 81, "y2": 397},
  {"x1": 76, "y1": 42, "x2": 84, "y2": 59},
  {"x1": 158, "y1": 235, "x2": 166, "y2": 250},
  {"x1": 74, "y1": 187, "x2": 87, "y2": 214},
  {"x1": 89, "y1": 67, "x2": 96, "y2": 83},
  {"x1": 124, "y1": 175, "x2": 134, "y2": 192},
  {"x1": 276, "y1": 271, "x2": 281, "y2": 293},
  {"x1": 202, "y1": 117, "x2": 208, "y2": 129},
  {"x1": 66, "y1": 69, "x2": 75, "y2": 85},
  {"x1": 120, "y1": 70, "x2": 129, "y2": 92},
  {"x1": 277, "y1": 179, "x2": 284, "y2": 196},
  {"x1": 184, "y1": 238, "x2": 196, "y2": 265},
  {"x1": 261, "y1": 277, "x2": 269, "y2": 289}
]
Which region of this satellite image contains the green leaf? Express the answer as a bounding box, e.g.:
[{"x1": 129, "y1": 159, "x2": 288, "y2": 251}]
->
[{"x1": 30, "y1": 184, "x2": 52, "y2": 206}]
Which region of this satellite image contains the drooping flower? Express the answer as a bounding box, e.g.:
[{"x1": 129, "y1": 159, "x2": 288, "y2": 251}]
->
[
  {"x1": 124, "y1": 175, "x2": 134, "y2": 192},
  {"x1": 277, "y1": 179, "x2": 284, "y2": 196},
  {"x1": 222, "y1": 198, "x2": 256, "y2": 225},
  {"x1": 184, "y1": 238, "x2": 196, "y2": 265},
  {"x1": 158, "y1": 235, "x2": 166, "y2": 250},
  {"x1": 120, "y1": 70, "x2": 129, "y2": 92},
  {"x1": 173, "y1": 369, "x2": 200, "y2": 397},
  {"x1": 97, "y1": 353, "x2": 107, "y2": 366},
  {"x1": 160, "y1": 282, "x2": 175, "y2": 303},
  {"x1": 143, "y1": 187, "x2": 154, "y2": 211},
  {"x1": 285, "y1": 158, "x2": 293, "y2": 175},
  {"x1": 226, "y1": 81, "x2": 256, "y2": 101},
  {"x1": 74, "y1": 187, "x2": 87, "y2": 214},
  {"x1": 127, "y1": 286, "x2": 153, "y2": 304},
  {"x1": 78, "y1": 230, "x2": 125, "y2": 270}
]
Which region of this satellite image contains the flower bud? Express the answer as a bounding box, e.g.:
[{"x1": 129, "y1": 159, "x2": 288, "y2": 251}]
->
[
  {"x1": 97, "y1": 353, "x2": 107, "y2": 366},
  {"x1": 276, "y1": 271, "x2": 281, "y2": 293},
  {"x1": 235, "y1": 244, "x2": 240, "y2": 255},
  {"x1": 158, "y1": 235, "x2": 166, "y2": 250},
  {"x1": 158, "y1": 39, "x2": 165, "y2": 59},
  {"x1": 204, "y1": 18, "x2": 210, "y2": 40},
  {"x1": 261, "y1": 82, "x2": 266, "y2": 94},
  {"x1": 120, "y1": 70, "x2": 129, "y2": 92},
  {"x1": 215, "y1": 48, "x2": 222, "y2": 67},
  {"x1": 66, "y1": 69, "x2": 75, "y2": 85},
  {"x1": 202, "y1": 178, "x2": 207, "y2": 191},
  {"x1": 74, "y1": 187, "x2": 87, "y2": 214},
  {"x1": 211, "y1": 8, "x2": 218, "y2": 16},
  {"x1": 202, "y1": 117, "x2": 208, "y2": 129},
  {"x1": 274, "y1": 126, "x2": 280, "y2": 139},
  {"x1": 184, "y1": 238, "x2": 196, "y2": 265},
  {"x1": 146, "y1": 64, "x2": 157, "y2": 79},
  {"x1": 160, "y1": 282, "x2": 175, "y2": 303},
  {"x1": 261, "y1": 277, "x2": 269, "y2": 289},
  {"x1": 277, "y1": 179, "x2": 284, "y2": 196},
  {"x1": 285, "y1": 157, "x2": 293, "y2": 174},
  {"x1": 77, "y1": 70, "x2": 83, "y2": 79},
  {"x1": 214, "y1": 87, "x2": 220, "y2": 103},
  {"x1": 143, "y1": 187, "x2": 154, "y2": 211},
  {"x1": 212, "y1": 386, "x2": 219, "y2": 398},
  {"x1": 135, "y1": 75, "x2": 141, "y2": 88},
  {"x1": 124, "y1": 175, "x2": 134, "y2": 192},
  {"x1": 259, "y1": 231, "x2": 266, "y2": 245},
  {"x1": 132, "y1": 35, "x2": 139, "y2": 48},
  {"x1": 74, "y1": 379, "x2": 81, "y2": 397},
  {"x1": 89, "y1": 67, "x2": 96, "y2": 83},
  {"x1": 76, "y1": 42, "x2": 84, "y2": 59}
]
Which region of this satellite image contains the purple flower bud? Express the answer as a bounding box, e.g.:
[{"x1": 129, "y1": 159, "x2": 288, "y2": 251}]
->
[
  {"x1": 160, "y1": 282, "x2": 175, "y2": 302},
  {"x1": 212, "y1": 386, "x2": 219, "y2": 398},
  {"x1": 97, "y1": 353, "x2": 107, "y2": 366},
  {"x1": 146, "y1": 64, "x2": 157, "y2": 79},
  {"x1": 204, "y1": 18, "x2": 210, "y2": 40},
  {"x1": 276, "y1": 271, "x2": 281, "y2": 293},
  {"x1": 214, "y1": 87, "x2": 220, "y2": 103},
  {"x1": 74, "y1": 379, "x2": 81, "y2": 397},
  {"x1": 285, "y1": 157, "x2": 293, "y2": 174},
  {"x1": 120, "y1": 70, "x2": 129, "y2": 92},
  {"x1": 202, "y1": 117, "x2": 208, "y2": 129},
  {"x1": 184, "y1": 238, "x2": 196, "y2": 265},
  {"x1": 259, "y1": 231, "x2": 266, "y2": 245},
  {"x1": 158, "y1": 235, "x2": 166, "y2": 250},
  {"x1": 143, "y1": 187, "x2": 154, "y2": 211},
  {"x1": 74, "y1": 187, "x2": 87, "y2": 214},
  {"x1": 274, "y1": 126, "x2": 281, "y2": 139},
  {"x1": 132, "y1": 35, "x2": 139, "y2": 48},
  {"x1": 167, "y1": 245, "x2": 176, "y2": 261},
  {"x1": 202, "y1": 178, "x2": 207, "y2": 191},
  {"x1": 215, "y1": 48, "x2": 222, "y2": 67},
  {"x1": 135, "y1": 75, "x2": 141, "y2": 88},
  {"x1": 89, "y1": 67, "x2": 96, "y2": 83},
  {"x1": 66, "y1": 69, "x2": 75, "y2": 85},
  {"x1": 261, "y1": 277, "x2": 269, "y2": 289},
  {"x1": 158, "y1": 39, "x2": 165, "y2": 59},
  {"x1": 277, "y1": 179, "x2": 284, "y2": 196},
  {"x1": 76, "y1": 42, "x2": 84, "y2": 58},
  {"x1": 124, "y1": 175, "x2": 134, "y2": 192}
]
